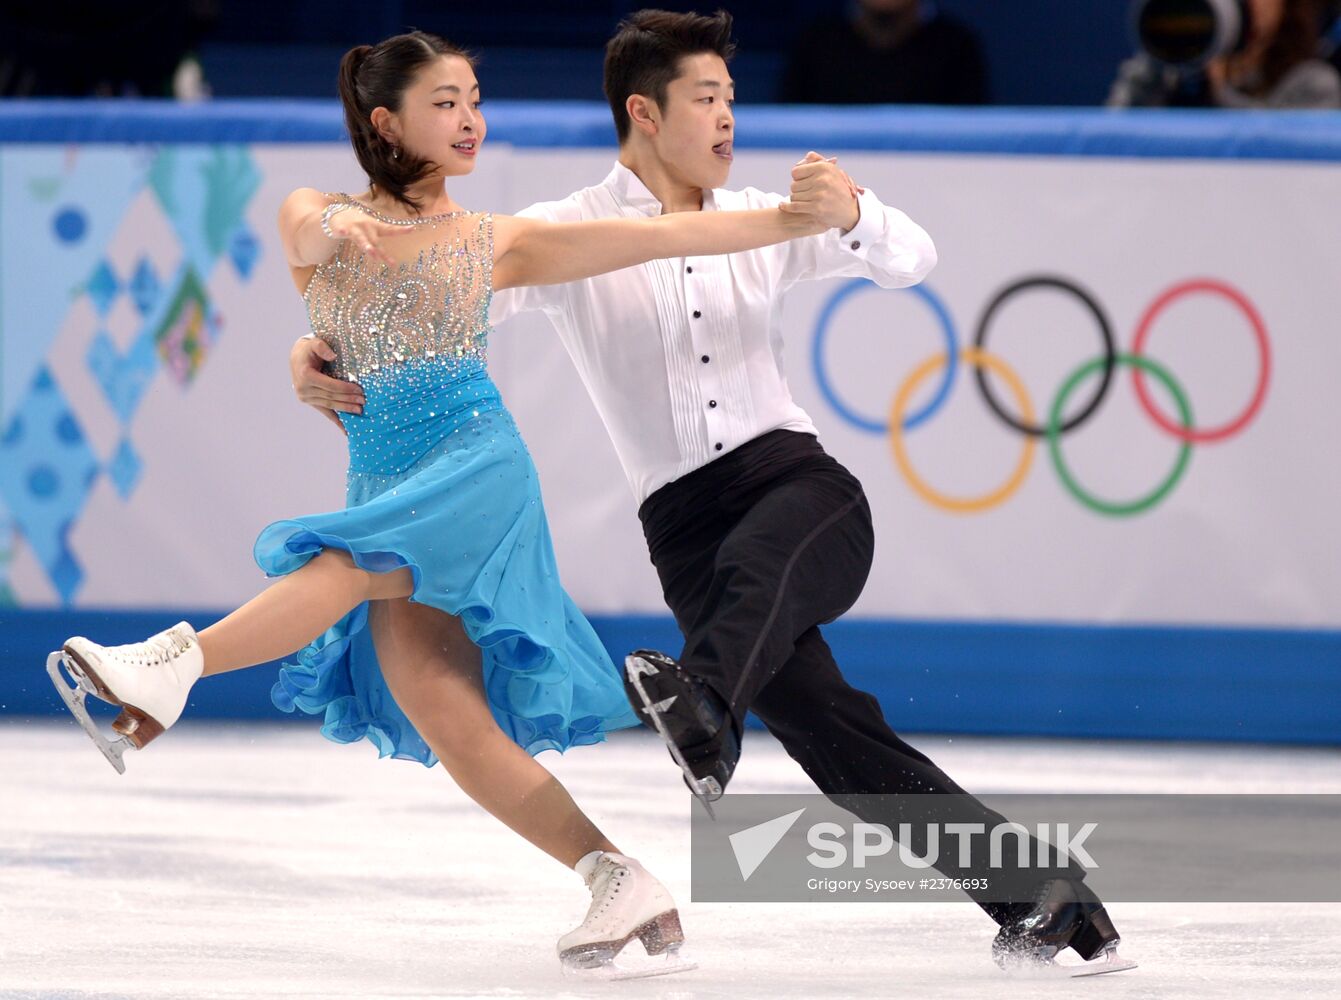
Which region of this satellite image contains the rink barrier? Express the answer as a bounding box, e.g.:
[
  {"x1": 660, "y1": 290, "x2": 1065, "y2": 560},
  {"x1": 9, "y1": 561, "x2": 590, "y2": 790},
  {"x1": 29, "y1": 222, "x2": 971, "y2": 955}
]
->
[
  {"x1": 1, "y1": 102, "x2": 1338, "y2": 745},
  {"x1": 2, "y1": 609, "x2": 1337, "y2": 745}
]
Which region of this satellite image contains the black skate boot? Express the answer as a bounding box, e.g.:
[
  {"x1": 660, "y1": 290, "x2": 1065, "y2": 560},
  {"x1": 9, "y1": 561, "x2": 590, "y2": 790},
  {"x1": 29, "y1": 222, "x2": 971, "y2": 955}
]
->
[
  {"x1": 623, "y1": 650, "x2": 740, "y2": 816},
  {"x1": 992, "y1": 878, "x2": 1136, "y2": 977}
]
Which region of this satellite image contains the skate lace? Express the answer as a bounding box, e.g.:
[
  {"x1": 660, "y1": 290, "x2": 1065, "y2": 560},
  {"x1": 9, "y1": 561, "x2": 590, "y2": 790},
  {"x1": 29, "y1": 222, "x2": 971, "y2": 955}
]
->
[
  {"x1": 580, "y1": 858, "x2": 630, "y2": 927},
  {"x1": 115, "y1": 628, "x2": 193, "y2": 666}
]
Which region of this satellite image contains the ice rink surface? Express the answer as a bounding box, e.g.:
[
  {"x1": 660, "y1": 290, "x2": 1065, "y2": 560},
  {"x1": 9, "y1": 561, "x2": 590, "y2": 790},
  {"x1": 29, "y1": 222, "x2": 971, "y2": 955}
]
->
[{"x1": 2, "y1": 718, "x2": 1339, "y2": 1000}]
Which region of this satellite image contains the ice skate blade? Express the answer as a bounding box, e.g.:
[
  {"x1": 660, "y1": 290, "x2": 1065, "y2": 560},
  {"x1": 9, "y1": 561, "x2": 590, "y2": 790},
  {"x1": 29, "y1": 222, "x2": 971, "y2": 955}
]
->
[
  {"x1": 625, "y1": 655, "x2": 719, "y2": 819},
  {"x1": 1067, "y1": 945, "x2": 1137, "y2": 978},
  {"x1": 561, "y1": 943, "x2": 697, "y2": 982},
  {"x1": 45, "y1": 651, "x2": 133, "y2": 775},
  {"x1": 998, "y1": 944, "x2": 1137, "y2": 979}
]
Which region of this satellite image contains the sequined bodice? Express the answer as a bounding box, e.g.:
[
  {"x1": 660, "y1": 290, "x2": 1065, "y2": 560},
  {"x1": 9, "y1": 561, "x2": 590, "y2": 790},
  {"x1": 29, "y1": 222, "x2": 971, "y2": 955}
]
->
[{"x1": 304, "y1": 196, "x2": 493, "y2": 382}]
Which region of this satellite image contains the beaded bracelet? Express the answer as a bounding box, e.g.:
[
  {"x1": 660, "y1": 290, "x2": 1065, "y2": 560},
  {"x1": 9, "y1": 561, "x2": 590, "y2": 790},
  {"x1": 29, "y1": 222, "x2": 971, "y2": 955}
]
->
[{"x1": 320, "y1": 201, "x2": 352, "y2": 240}]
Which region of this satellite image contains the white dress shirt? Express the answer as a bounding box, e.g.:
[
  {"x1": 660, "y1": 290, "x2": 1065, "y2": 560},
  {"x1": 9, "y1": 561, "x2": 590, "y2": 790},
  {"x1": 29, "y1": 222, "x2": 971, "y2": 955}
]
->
[{"x1": 491, "y1": 161, "x2": 937, "y2": 504}]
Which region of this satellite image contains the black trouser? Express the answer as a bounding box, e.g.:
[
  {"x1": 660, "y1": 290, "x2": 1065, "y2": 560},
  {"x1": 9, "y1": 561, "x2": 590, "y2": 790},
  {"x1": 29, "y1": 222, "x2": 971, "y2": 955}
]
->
[{"x1": 639, "y1": 430, "x2": 1082, "y2": 923}]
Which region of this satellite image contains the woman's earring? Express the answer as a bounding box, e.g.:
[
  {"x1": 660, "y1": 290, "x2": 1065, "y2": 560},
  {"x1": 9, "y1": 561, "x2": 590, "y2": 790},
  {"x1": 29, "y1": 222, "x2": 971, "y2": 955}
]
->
[{"x1": 392, "y1": 145, "x2": 401, "y2": 160}]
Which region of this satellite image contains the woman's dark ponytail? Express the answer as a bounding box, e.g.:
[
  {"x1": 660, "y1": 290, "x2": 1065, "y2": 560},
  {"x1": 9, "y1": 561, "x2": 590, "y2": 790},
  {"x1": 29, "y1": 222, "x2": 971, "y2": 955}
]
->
[{"x1": 336, "y1": 32, "x2": 474, "y2": 212}]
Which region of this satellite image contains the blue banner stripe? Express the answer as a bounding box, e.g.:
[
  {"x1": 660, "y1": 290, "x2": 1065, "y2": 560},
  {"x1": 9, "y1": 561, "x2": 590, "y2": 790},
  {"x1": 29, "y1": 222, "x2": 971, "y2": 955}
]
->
[{"x1": 4, "y1": 101, "x2": 1341, "y2": 160}]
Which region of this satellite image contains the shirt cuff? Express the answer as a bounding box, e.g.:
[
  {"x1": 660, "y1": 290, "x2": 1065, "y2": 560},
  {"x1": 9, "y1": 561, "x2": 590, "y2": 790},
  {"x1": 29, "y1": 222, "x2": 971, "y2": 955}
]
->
[{"x1": 840, "y1": 188, "x2": 883, "y2": 257}]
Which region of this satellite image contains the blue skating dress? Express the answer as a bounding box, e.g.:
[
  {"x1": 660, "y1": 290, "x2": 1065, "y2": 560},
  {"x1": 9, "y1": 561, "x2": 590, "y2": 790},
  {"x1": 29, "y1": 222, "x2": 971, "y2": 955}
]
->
[{"x1": 253, "y1": 198, "x2": 639, "y2": 765}]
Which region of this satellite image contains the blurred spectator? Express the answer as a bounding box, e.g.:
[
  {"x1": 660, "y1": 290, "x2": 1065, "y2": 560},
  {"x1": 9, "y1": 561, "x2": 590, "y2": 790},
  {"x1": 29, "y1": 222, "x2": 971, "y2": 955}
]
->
[
  {"x1": 1108, "y1": 0, "x2": 1341, "y2": 108},
  {"x1": 1322, "y1": 1, "x2": 1341, "y2": 74},
  {"x1": 779, "y1": 0, "x2": 988, "y2": 105},
  {"x1": 0, "y1": 1, "x2": 216, "y2": 98}
]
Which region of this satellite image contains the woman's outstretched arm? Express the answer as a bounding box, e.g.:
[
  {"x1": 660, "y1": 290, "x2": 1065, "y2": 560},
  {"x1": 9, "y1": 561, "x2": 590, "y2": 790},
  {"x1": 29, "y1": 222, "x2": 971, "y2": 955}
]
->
[{"x1": 492, "y1": 206, "x2": 826, "y2": 291}]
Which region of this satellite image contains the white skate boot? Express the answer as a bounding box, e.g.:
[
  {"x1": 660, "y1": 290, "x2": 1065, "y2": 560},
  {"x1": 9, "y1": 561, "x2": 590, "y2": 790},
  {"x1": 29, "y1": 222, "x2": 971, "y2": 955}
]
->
[
  {"x1": 46, "y1": 622, "x2": 204, "y2": 774},
  {"x1": 557, "y1": 851, "x2": 696, "y2": 980}
]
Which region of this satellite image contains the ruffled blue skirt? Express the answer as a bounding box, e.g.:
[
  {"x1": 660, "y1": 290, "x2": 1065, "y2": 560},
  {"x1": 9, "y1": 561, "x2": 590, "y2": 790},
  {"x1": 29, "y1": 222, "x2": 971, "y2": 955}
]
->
[{"x1": 253, "y1": 359, "x2": 639, "y2": 765}]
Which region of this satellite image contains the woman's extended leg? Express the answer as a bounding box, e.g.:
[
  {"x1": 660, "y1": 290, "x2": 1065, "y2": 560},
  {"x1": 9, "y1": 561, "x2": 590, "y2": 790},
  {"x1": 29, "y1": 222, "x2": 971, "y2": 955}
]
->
[
  {"x1": 55, "y1": 549, "x2": 413, "y2": 761},
  {"x1": 199, "y1": 550, "x2": 414, "y2": 676},
  {"x1": 368, "y1": 597, "x2": 616, "y2": 867}
]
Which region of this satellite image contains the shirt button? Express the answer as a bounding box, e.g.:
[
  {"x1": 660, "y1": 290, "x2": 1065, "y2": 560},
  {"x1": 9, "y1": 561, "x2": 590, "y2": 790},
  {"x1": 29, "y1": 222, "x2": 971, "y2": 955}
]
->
[
  {"x1": 686, "y1": 266, "x2": 693, "y2": 274},
  {"x1": 715, "y1": 443, "x2": 724, "y2": 451},
  {"x1": 708, "y1": 400, "x2": 717, "y2": 408},
  {"x1": 849, "y1": 240, "x2": 862, "y2": 251},
  {"x1": 693, "y1": 310, "x2": 702, "y2": 319},
  {"x1": 701, "y1": 355, "x2": 710, "y2": 364}
]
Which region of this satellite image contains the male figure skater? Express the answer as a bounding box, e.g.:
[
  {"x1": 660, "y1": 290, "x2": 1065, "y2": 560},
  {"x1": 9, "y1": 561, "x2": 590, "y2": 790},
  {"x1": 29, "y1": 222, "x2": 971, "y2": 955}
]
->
[{"x1": 291, "y1": 9, "x2": 1132, "y2": 974}]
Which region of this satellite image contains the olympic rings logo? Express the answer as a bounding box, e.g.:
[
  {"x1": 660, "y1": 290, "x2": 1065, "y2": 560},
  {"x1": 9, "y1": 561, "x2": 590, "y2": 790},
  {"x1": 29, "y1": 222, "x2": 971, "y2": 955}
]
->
[{"x1": 811, "y1": 275, "x2": 1271, "y2": 517}]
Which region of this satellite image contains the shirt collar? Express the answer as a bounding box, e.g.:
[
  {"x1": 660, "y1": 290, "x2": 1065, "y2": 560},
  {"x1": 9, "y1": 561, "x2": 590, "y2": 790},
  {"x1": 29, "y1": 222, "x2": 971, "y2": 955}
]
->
[{"x1": 603, "y1": 161, "x2": 719, "y2": 216}]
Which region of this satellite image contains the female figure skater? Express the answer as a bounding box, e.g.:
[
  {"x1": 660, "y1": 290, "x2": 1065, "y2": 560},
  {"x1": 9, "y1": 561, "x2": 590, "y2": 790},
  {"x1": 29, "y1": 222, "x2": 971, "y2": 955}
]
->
[{"x1": 46, "y1": 31, "x2": 822, "y2": 977}]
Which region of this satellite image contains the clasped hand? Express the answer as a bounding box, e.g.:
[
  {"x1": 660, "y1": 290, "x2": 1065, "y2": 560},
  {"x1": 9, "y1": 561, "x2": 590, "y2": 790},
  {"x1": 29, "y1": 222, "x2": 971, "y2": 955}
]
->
[{"x1": 780, "y1": 151, "x2": 864, "y2": 232}]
